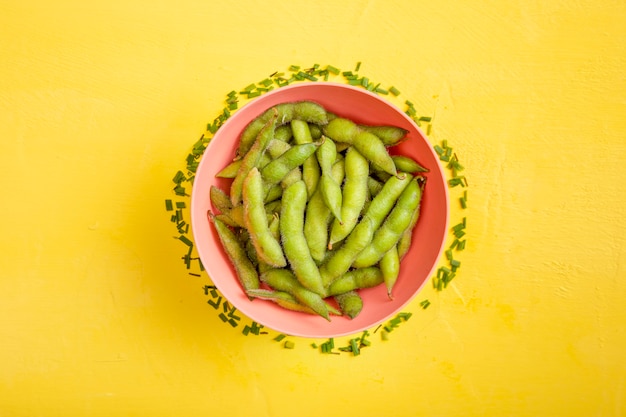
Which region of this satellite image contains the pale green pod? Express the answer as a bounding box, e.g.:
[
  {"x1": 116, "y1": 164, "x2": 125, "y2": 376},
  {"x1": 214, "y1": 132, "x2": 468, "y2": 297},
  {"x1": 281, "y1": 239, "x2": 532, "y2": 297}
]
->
[
  {"x1": 260, "y1": 269, "x2": 330, "y2": 320},
  {"x1": 242, "y1": 167, "x2": 286, "y2": 268},
  {"x1": 280, "y1": 180, "x2": 326, "y2": 296},
  {"x1": 352, "y1": 178, "x2": 422, "y2": 268},
  {"x1": 334, "y1": 291, "x2": 363, "y2": 319},
  {"x1": 380, "y1": 245, "x2": 400, "y2": 299},
  {"x1": 326, "y1": 267, "x2": 383, "y2": 296},
  {"x1": 329, "y1": 147, "x2": 369, "y2": 247}
]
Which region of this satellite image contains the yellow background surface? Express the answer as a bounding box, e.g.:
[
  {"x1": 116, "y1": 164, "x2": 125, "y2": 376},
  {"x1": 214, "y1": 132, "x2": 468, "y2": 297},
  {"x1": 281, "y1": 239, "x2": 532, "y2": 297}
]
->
[{"x1": 1, "y1": 1, "x2": 625, "y2": 416}]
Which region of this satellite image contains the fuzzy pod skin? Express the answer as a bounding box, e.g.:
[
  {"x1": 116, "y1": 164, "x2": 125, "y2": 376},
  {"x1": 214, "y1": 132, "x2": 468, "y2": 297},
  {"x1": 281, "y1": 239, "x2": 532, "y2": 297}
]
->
[
  {"x1": 327, "y1": 267, "x2": 384, "y2": 296},
  {"x1": 329, "y1": 146, "x2": 369, "y2": 247},
  {"x1": 352, "y1": 178, "x2": 422, "y2": 268},
  {"x1": 280, "y1": 180, "x2": 326, "y2": 296},
  {"x1": 334, "y1": 291, "x2": 364, "y2": 319},
  {"x1": 230, "y1": 110, "x2": 278, "y2": 206},
  {"x1": 261, "y1": 142, "x2": 320, "y2": 185},
  {"x1": 319, "y1": 216, "x2": 376, "y2": 288},
  {"x1": 358, "y1": 124, "x2": 409, "y2": 147},
  {"x1": 380, "y1": 245, "x2": 400, "y2": 299},
  {"x1": 208, "y1": 212, "x2": 259, "y2": 294},
  {"x1": 260, "y1": 268, "x2": 330, "y2": 321},
  {"x1": 242, "y1": 167, "x2": 287, "y2": 268}
]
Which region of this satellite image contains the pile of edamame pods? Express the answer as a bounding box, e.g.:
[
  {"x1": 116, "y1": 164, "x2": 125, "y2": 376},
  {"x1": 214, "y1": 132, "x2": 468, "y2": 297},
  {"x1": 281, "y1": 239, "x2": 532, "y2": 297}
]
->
[{"x1": 208, "y1": 101, "x2": 427, "y2": 321}]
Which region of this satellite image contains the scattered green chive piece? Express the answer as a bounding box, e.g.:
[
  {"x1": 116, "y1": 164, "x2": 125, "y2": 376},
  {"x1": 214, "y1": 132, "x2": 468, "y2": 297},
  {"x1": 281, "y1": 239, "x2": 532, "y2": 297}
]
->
[
  {"x1": 177, "y1": 235, "x2": 193, "y2": 247},
  {"x1": 284, "y1": 341, "x2": 295, "y2": 349},
  {"x1": 242, "y1": 325, "x2": 251, "y2": 336},
  {"x1": 381, "y1": 330, "x2": 389, "y2": 341},
  {"x1": 289, "y1": 65, "x2": 300, "y2": 71},
  {"x1": 389, "y1": 86, "x2": 401, "y2": 96},
  {"x1": 274, "y1": 334, "x2": 287, "y2": 342},
  {"x1": 165, "y1": 199, "x2": 173, "y2": 211},
  {"x1": 350, "y1": 339, "x2": 360, "y2": 356},
  {"x1": 326, "y1": 65, "x2": 340, "y2": 74},
  {"x1": 355, "y1": 61, "x2": 362, "y2": 71}
]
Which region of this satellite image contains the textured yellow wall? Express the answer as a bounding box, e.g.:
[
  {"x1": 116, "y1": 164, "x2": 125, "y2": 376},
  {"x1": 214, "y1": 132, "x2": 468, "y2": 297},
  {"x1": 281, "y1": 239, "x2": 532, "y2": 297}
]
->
[{"x1": 1, "y1": 1, "x2": 625, "y2": 416}]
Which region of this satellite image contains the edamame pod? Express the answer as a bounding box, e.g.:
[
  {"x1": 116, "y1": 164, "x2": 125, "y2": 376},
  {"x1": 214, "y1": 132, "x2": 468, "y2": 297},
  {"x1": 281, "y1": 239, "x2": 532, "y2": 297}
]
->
[
  {"x1": 210, "y1": 185, "x2": 233, "y2": 213},
  {"x1": 319, "y1": 216, "x2": 376, "y2": 288},
  {"x1": 329, "y1": 147, "x2": 369, "y2": 247},
  {"x1": 316, "y1": 137, "x2": 343, "y2": 222},
  {"x1": 334, "y1": 291, "x2": 363, "y2": 319},
  {"x1": 304, "y1": 158, "x2": 345, "y2": 264},
  {"x1": 208, "y1": 212, "x2": 259, "y2": 293},
  {"x1": 261, "y1": 141, "x2": 320, "y2": 185},
  {"x1": 260, "y1": 269, "x2": 330, "y2": 320},
  {"x1": 237, "y1": 103, "x2": 295, "y2": 157},
  {"x1": 230, "y1": 110, "x2": 278, "y2": 206},
  {"x1": 380, "y1": 245, "x2": 400, "y2": 299},
  {"x1": 359, "y1": 125, "x2": 409, "y2": 147},
  {"x1": 397, "y1": 178, "x2": 425, "y2": 259},
  {"x1": 392, "y1": 155, "x2": 429, "y2": 173},
  {"x1": 246, "y1": 288, "x2": 341, "y2": 316},
  {"x1": 280, "y1": 180, "x2": 326, "y2": 296},
  {"x1": 352, "y1": 178, "x2": 422, "y2": 268},
  {"x1": 363, "y1": 172, "x2": 413, "y2": 230},
  {"x1": 216, "y1": 159, "x2": 242, "y2": 178},
  {"x1": 327, "y1": 267, "x2": 383, "y2": 296},
  {"x1": 242, "y1": 167, "x2": 287, "y2": 268},
  {"x1": 291, "y1": 119, "x2": 321, "y2": 199}
]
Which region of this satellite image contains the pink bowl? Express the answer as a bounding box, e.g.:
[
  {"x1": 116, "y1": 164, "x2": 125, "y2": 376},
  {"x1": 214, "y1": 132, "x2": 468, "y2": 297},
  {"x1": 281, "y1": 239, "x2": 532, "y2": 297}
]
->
[{"x1": 191, "y1": 82, "x2": 449, "y2": 338}]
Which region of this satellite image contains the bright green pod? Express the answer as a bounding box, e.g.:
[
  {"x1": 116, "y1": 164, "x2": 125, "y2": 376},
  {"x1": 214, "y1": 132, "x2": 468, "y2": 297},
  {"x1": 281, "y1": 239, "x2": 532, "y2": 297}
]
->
[
  {"x1": 291, "y1": 119, "x2": 321, "y2": 199},
  {"x1": 397, "y1": 179, "x2": 425, "y2": 259},
  {"x1": 326, "y1": 267, "x2": 383, "y2": 296},
  {"x1": 363, "y1": 173, "x2": 413, "y2": 230},
  {"x1": 329, "y1": 147, "x2": 369, "y2": 247},
  {"x1": 352, "y1": 178, "x2": 422, "y2": 268},
  {"x1": 380, "y1": 245, "x2": 400, "y2": 299},
  {"x1": 216, "y1": 159, "x2": 242, "y2": 179},
  {"x1": 246, "y1": 288, "x2": 342, "y2": 316},
  {"x1": 319, "y1": 216, "x2": 376, "y2": 288},
  {"x1": 237, "y1": 103, "x2": 295, "y2": 157},
  {"x1": 261, "y1": 142, "x2": 320, "y2": 185},
  {"x1": 392, "y1": 155, "x2": 429, "y2": 174},
  {"x1": 359, "y1": 125, "x2": 409, "y2": 147}
]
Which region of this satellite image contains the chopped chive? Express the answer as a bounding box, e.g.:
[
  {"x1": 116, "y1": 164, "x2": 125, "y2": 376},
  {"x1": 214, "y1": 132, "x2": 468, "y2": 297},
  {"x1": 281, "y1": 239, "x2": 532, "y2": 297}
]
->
[
  {"x1": 355, "y1": 61, "x2": 361, "y2": 71},
  {"x1": 458, "y1": 239, "x2": 467, "y2": 250},
  {"x1": 389, "y1": 86, "x2": 401, "y2": 96},
  {"x1": 273, "y1": 334, "x2": 287, "y2": 342},
  {"x1": 209, "y1": 288, "x2": 218, "y2": 298},
  {"x1": 227, "y1": 319, "x2": 238, "y2": 327},
  {"x1": 218, "y1": 313, "x2": 228, "y2": 322},
  {"x1": 361, "y1": 77, "x2": 369, "y2": 87},
  {"x1": 348, "y1": 78, "x2": 361, "y2": 86},
  {"x1": 284, "y1": 341, "x2": 295, "y2": 349},
  {"x1": 260, "y1": 78, "x2": 273, "y2": 87},
  {"x1": 288, "y1": 65, "x2": 300, "y2": 71},
  {"x1": 460, "y1": 197, "x2": 468, "y2": 209},
  {"x1": 311, "y1": 343, "x2": 318, "y2": 349},
  {"x1": 175, "y1": 201, "x2": 186, "y2": 209},
  {"x1": 450, "y1": 259, "x2": 461, "y2": 268},
  {"x1": 326, "y1": 65, "x2": 340, "y2": 74},
  {"x1": 242, "y1": 325, "x2": 251, "y2": 336},
  {"x1": 207, "y1": 296, "x2": 221, "y2": 309},
  {"x1": 247, "y1": 91, "x2": 261, "y2": 98},
  {"x1": 176, "y1": 235, "x2": 193, "y2": 247},
  {"x1": 165, "y1": 199, "x2": 173, "y2": 211},
  {"x1": 381, "y1": 330, "x2": 389, "y2": 341},
  {"x1": 375, "y1": 87, "x2": 389, "y2": 95},
  {"x1": 350, "y1": 339, "x2": 360, "y2": 356}
]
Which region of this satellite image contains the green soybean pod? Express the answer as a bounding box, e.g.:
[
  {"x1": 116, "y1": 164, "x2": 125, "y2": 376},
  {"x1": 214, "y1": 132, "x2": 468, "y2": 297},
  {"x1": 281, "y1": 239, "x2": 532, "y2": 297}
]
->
[
  {"x1": 324, "y1": 118, "x2": 397, "y2": 177},
  {"x1": 308, "y1": 123, "x2": 322, "y2": 140},
  {"x1": 316, "y1": 137, "x2": 343, "y2": 221},
  {"x1": 329, "y1": 147, "x2": 369, "y2": 247},
  {"x1": 260, "y1": 268, "x2": 330, "y2": 320},
  {"x1": 392, "y1": 155, "x2": 429, "y2": 173},
  {"x1": 397, "y1": 179, "x2": 425, "y2": 259},
  {"x1": 242, "y1": 167, "x2": 287, "y2": 268},
  {"x1": 363, "y1": 172, "x2": 413, "y2": 230},
  {"x1": 323, "y1": 117, "x2": 360, "y2": 144},
  {"x1": 334, "y1": 291, "x2": 363, "y2": 319},
  {"x1": 380, "y1": 245, "x2": 400, "y2": 299},
  {"x1": 293, "y1": 101, "x2": 329, "y2": 125},
  {"x1": 359, "y1": 125, "x2": 409, "y2": 147},
  {"x1": 352, "y1": 178, "x2": 422, "y2": 268},
  {"x1": 319, "y1": 216, "x2": 376, "y2": 288},
  {"x1": 257, "y1": 214, "x2": 281, "y2": 274},
  {"x1": 246, "y1": 288, "x2": 342, "y2": 316},
  {"x1": 304, "y1": 158, "x2": 345, "y2": 264},
  {"x1": 291, "y1": 119, "x2": 321, "y2": 199},
  {"x1": 352, "y1": 130, "x2": 398, "y2": 177},
  {"x1": 326, "y1": 266, "x2": 384, "y2": 296},
  {"x1": 210, "y1": 185, "x2": 232, "y2": 213},
  {"x1": 261, "y1": 141, "x2": 319, "y2": 185},
  {"x1": 216, "y1": 159, "x2": 242, "y2": 179},
  {"x1": 280, "y1": 180, "x2": 326, "y2": 296},
  {"x1": 263, "y1": 183, "x2": 283, "y2": 204},
  {"x1": 230, "y1": 110, "x2": 278, "y2": 206},
  {"x1": 237, "y1": 103, "x2": 295, "y2": 157},
  {"x1": 367, "y1": 176, "x2": 384, "y2": 197},
  {"x1": 265, "y1": 139, "x2": 292, "y2": 160},
  {"x1": 274, "y1": 124, "x2": 293, "y2": 142},
  {"x1": 208, "y1": 212, "x2": 259, "y2": 293}
]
